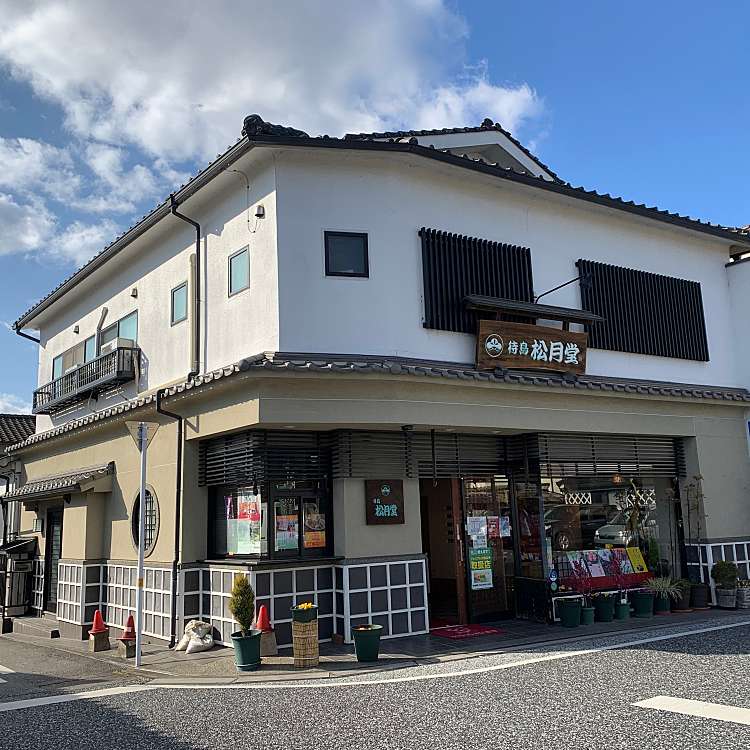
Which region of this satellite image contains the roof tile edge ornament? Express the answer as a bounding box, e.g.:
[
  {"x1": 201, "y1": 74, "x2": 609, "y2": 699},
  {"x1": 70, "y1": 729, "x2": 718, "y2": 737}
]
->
[
  {"x1": 6, "y1": 353, "x2": 750, "y2": 454},
  {"x1": 241, "y1": 114, "x2": 309, "y2": 139}
]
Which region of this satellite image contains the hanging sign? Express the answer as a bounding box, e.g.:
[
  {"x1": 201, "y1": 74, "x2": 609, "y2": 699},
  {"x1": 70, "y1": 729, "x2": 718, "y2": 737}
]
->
[
  {"x1": 476, "y1": 320, "x2": 587, "y2": 374},
  {"x1": 469, "y1": 547, "x2": 494, "y2": 590},
  {"x1": 365, "y1": 480, "x2": 405, "y2": 525}
]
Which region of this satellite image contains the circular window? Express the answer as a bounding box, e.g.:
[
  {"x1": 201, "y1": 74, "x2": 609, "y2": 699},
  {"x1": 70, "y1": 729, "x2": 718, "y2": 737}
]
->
[{"x1": 131, "y1": 487, "x2": 159, "y2": 556}]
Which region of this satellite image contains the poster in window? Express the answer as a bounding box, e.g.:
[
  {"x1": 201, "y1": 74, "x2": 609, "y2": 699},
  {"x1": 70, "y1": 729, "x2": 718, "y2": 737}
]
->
[
  {"x1": 236, "y1": 491, "x2": 262, "y2": 554},
  {"x1": 275, "y1": 497, "x2": 299, "y2": 550},
  {"x1": 304, "y1": 501, "x2": 326, "y2": 548},
  {"x1": 487, "y1": 516, "x2": 500, "y2": 539},
  {"x1": 469, "y1": 547, "x2": 493, "y2": 590}
]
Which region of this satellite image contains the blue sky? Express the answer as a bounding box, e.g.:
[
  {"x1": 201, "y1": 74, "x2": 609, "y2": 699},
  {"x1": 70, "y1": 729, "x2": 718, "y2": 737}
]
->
[{"x1": 0, "y1": 1, "x2": 748, "y2": 413}]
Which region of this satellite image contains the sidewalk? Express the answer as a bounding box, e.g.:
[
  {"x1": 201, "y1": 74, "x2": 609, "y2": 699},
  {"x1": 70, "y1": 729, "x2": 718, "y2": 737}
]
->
[{"x1": 6, "y1": 608, "x2": 750, "y2": 684}]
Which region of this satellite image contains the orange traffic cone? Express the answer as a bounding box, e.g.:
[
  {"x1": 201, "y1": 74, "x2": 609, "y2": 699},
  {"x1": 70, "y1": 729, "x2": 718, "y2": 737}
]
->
[
  {"x1": 256, "y1": 605, "x2": 278, "y2": 657},
  {"x1": 88, "y1": 609, "x2": 110, "y2": 653},
  {"x1": 89, "y1": 609, "x2": 108, "y2": 635},
  {"x1": 255, "y1": 605, "x2": 272, "y2": 632},
  {"x1": 117, "y1": 614, "x2": 136, "y2": 659},
  {"x1": 118, "y1": 614, "x2": 136, "y2": 642}
]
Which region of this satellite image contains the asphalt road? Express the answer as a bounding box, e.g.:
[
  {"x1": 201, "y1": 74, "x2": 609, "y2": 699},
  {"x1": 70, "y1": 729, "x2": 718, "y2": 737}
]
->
[{"x1": 2, "y1": 624, "x2": 750, "y2": 749}]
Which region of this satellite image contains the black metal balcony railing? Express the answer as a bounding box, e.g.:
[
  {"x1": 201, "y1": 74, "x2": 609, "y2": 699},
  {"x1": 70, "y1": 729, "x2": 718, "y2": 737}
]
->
[{"x1": 33, "y1": 346, "x2": 139, "y2": 415}]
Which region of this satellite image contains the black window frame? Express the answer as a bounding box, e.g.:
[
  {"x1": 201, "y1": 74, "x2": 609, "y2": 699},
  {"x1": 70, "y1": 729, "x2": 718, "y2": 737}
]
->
[
  {"x1": 208, "y1": 480, "x2": 333, "y2": 561},
  {"x1": 131, "y1": 487, "x2": 159, "y2": 557},
  {"x1": 170, "y1": 281, "x2": 188, "y2": 326},
  {"x1": 324, "y1": 231, "x2": 369, "y2": 278},
  {"x1": 228, "y1": 246, "x2": 250, "y2": 296}
]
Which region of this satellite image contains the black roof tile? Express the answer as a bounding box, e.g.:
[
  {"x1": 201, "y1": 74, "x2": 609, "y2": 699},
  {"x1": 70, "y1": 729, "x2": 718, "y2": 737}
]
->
[{"x1": 0, "y1": 414, "x2": 35, "y2": 445}]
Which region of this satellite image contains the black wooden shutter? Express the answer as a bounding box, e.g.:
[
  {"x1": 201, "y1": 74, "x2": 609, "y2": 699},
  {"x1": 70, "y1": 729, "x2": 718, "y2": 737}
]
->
[
  {"x1": 420, "y1": 228, "x2": 534, "y2": 333},
  {"x1": 577, "y1": 259, "x2": 709, "y2": 361}
]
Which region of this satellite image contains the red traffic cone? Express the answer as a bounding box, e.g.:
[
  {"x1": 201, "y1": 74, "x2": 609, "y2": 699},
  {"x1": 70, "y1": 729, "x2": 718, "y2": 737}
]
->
[
  {"x1": 89, "y1": 609, "x2": 108, "y2": 635},
  {"x1": 118, "y1": 614, "x2": 136, "y2": 643},
  {"x1": 255, "y1": 604, "x2": 272, "y2": 632}
]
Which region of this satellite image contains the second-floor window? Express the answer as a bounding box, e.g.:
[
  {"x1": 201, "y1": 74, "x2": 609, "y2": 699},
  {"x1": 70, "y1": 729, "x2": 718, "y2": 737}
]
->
[
  {"x1": 171, "y1": 282, "x2": 188, "y2": 325},
  {"x1": 324, "y1": 231, "x2": 369, "y2": 277},
  {"x1": 52, "y1": 335, "x2": 96, "y2": 380},
  {"x1": 229, "y1": 247, "x2": 250, "y2": 295},
  {"x1": 100, "y1": 311, "x2": 138, "y2": 347}
]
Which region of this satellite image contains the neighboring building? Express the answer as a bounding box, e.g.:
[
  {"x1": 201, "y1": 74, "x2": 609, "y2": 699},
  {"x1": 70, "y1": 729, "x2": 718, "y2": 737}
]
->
[
  {"x1": 0, "y1": 413, "x2": 36, "y2": 533},
  {"x1": 4, "y1": 115, "x2": 750, "y2": 646}
]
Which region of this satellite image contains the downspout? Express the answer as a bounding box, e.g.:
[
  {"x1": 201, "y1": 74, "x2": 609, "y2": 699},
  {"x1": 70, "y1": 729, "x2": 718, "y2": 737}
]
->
[
  {"x1": 156, "y1": 389, "x2": 183, "y2": 648},
  {"x1": 170, "y1": 194, "x2": 201, "y2": 378},
  {"x1": 0, "y1": 475, "x2": 9, "y2": 546}
]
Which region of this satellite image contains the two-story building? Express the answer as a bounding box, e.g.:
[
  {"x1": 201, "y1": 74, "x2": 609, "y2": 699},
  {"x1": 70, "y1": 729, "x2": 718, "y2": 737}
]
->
[{"x1": 4, "y1": 115, "x2": 750, "y2": 647}]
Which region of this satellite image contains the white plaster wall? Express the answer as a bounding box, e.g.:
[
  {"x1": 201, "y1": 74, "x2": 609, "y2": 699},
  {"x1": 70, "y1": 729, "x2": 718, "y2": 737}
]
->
[
  {"x1": 33, "y1": 151, "x2": 279, "y2": 430},
  {"x1": 728, "y1": 260, "x2": 750, "y2": 390},
  {"x1": 275, "y1": 149, "x2": 740, "y2": 387}
]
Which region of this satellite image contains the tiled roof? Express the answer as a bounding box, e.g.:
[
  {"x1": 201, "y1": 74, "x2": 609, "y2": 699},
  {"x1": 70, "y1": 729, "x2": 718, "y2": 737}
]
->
[
  {"x1": 344, "y1": 117, "x2": 563, "y2": 182},
  {"x1": 6, "y1": 353, "x2": 750, "y2": 453},
  {"x1": 0, "y1": 414, "x2": 36, "y2": 445},
  {"x1": 4, "y1": 462, "x2": 114, "y2": 500},
  {"x1": 12, "y1": 117, "x2": 750, "y2": 331}
]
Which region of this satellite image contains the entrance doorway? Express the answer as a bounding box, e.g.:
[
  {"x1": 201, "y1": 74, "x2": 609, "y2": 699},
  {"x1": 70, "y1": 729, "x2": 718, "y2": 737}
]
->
[
  {"x1": 420, "y1": 476, "x2": 516, "y2": 627},
  {"x1": 43, "y1": 508, "x2": 63, "y2": 614}
]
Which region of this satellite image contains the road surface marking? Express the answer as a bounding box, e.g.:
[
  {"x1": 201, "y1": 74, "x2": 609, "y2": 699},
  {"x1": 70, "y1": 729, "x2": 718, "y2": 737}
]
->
[
  {"x1": 0, "y1": 685, "x2": 154, "y2": 712},
  {"x1": 151, "y1": 619, "x2": 750, "y2": 691},
  {"x1": 634, "y1": 696, "x2": 750, "y2": 726}
]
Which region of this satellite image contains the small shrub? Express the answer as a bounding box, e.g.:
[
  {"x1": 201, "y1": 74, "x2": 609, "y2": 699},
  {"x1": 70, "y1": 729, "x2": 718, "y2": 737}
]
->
[
  {"x1": 228, "y1": 575, "x2": 256, "y2": 636},
  {"x1": 711, "y1": 561, "x2": 738, "y2": 590}
]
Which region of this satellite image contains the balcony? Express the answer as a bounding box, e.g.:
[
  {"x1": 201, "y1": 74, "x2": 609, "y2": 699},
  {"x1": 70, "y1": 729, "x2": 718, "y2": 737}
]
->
[{"x1": 33, "y1": 346, "x2": 139, "y2": 415}]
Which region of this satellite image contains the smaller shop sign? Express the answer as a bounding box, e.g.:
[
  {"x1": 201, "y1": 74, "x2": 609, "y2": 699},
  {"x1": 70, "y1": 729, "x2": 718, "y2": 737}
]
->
[
  {"x1": 469, "y1": 547, "x2": 493, "y2": 590},
  {"x1": 476, "y1": 320, "x2": 587, "y2": 374},
  {"x1": 365, "y1": 480, "x2": 405, "y2": 525}
]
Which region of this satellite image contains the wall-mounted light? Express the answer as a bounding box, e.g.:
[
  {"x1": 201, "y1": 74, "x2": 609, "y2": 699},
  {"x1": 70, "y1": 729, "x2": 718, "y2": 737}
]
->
[
  {"x1": 73, "y1": 325, "x2": 79, "y2": 334},
  {"x1": 254, "y1": 204, "x2": 265, "y2": 219},
  {"x1": 131, "y1": 287, "x2": 138, "y2": 298}
]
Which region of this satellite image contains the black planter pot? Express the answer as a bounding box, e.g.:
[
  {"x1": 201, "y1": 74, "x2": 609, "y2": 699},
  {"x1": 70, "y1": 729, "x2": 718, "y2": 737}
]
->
[
  {"x1": 672, "y1": 586, "x2": 692, "y2": 612},
  {"x1": 690, "y1": 583, "x2": 710, "y2": 609}
]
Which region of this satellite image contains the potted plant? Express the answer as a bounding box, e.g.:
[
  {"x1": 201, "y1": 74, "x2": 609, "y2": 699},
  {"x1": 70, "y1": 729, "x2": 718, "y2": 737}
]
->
[
  {"x1": 645, "y1": 576, "x2": 683, "y2": 614},
  {"x1": 737, "y1": 579, "x2": 750, "y2": 609},
  {"x1": 557, "y1": 597, "x2": 582, "y2": 628},
  {"x1": 592, "y1": 592, "x2": 616, "y2": 623},
  {"x1": 672, "y1": 579, "x2": 692, "y2": 612},
  {"x1": 352, "y1": 623, "x2": 384, "y2": 662},
  {"x1": 228, "y1": 575, "x2": 262, "y2": 672},
  {"x1": 291, "y1": 601, "x2": 319, "y2": 668},
  {"x1": 711, "y1": 561, "x2": 738, "y2": 608},
  {"x1": 690, "y1": 579, "x2": 710, "y2": 609},
  {"x1": 570, "y1": 560, "x2": 595, "y2": 625},
  {"x1": 609, "y1": 553, "x2": 630, "y2": 620},
  {"x1": 631, "y1": 586, "x2": 655, "y2": 618}
]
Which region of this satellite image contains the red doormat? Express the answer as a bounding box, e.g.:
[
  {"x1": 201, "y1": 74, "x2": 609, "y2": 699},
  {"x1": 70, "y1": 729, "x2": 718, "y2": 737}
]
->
[{"x1": 430, "y1": 624, "x2": 504, "y2": 640}]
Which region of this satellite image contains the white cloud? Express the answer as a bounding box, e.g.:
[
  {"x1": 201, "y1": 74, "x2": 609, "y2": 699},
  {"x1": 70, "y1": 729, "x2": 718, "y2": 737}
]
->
[
  {"x1": 0, "y1": 1, "x2": 546, "y2": 271},
  {"x1": 0, "y1": 1, "x2": 543, "y2": 161},
  {"x1": 48, "y1": 218, "x2": 120, "y2": 266},
  {"x1": 0, "y1": 392, "x2": 32, "y2": 414},
  {"x1": 0, "y1": 193, "x2": 55, "y2": 256}
]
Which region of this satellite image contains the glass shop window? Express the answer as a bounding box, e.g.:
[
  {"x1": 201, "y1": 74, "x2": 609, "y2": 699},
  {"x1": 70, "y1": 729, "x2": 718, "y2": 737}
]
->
[
  {"x1": 544, "y1": 475, "x2": 679, "y2": 583},
  {"x1": 212, "y1": 487, "x2": 267, "y2": 557}
]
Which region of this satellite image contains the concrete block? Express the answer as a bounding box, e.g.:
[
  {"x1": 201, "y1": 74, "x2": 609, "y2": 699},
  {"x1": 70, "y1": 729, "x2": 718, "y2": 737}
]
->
[
  {"x1": 88, "y1": 630, "x2": 111, "y2": 652},
  {"x1": 260, "y1": 630, "x2": 278, "y2": 657},
  {"x1": 117, "y1": 639, "x2": 135, "y2": 659}
]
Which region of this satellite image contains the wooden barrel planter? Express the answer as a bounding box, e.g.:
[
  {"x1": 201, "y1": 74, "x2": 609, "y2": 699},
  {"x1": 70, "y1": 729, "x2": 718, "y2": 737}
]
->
[{"x1": 292, "y1": 604, "x2": 319, "y2": 669}]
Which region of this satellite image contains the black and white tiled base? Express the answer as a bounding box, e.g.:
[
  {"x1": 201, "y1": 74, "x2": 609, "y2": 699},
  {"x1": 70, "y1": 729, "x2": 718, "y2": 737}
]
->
[
  {"x1": 686, "y1": 540, "x2": 750, "y2": 605},
  {"x1": 334, "y1": 556, "x2": 429, "y2": 644}
]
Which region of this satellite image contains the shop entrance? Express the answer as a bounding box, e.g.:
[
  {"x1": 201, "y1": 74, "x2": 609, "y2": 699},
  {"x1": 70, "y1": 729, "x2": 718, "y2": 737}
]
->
[
  {"x1": 43, "y1": 508, "x2": 63, "y2": 614},
  {"x1": 420, "y1": 476, "x2": 516, "y2": 626}
]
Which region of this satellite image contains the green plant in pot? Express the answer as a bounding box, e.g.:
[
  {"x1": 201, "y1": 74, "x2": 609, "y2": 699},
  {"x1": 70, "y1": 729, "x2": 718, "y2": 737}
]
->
[
  {"x1": 592, "y1": 592, "x2": 616, "y2": 623},
  {"x1": 711, "y1": 561, "x2": 738, "y2": 609},
  {"x1": 645, "y1": 577, "x2": 683, "y2": 614},
  {"x1": 570, "y1": 559, "x2": 595, "y2": 625},
  {"x1": 228, "y1": 575, "x2": 262, "y2": 672}
]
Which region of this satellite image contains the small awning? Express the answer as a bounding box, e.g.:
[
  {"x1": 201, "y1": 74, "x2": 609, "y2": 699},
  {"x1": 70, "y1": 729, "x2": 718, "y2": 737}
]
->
[
  {"x1": 464, "y1": 295, "x2": 605, "y2": 326},
  {"x1": 0, "y1": 537, "x2": 37, "y2": 555},
  {"x1": 4, "y1": 462, "x2": 115, "y2": 503}
]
